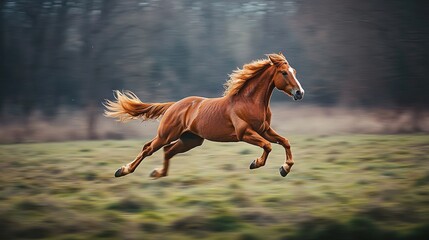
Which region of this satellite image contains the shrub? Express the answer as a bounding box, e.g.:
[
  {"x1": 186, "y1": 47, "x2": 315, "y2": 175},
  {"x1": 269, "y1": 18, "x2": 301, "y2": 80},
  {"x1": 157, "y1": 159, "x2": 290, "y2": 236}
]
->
[
  {"x1": 239, "y1": 210, "x2": 276, "y2": 225},
  {"x1": 288, "y1": 216, "x2": 400, "y2": 240},
  {"x1": 95, "y1": 229, "x2": 118, "y2": 238},
  {"x1": 406, "y1": 223, "x2": 429, "y2": 240},
  {"x1": 0, "y1": 215, "x2": 14, "y2": 239},
  {"x1": 171, "y1": 213, "x2": 241, "y2": 233},
  {"x1": 170, "y1": 215, "x2": 209, "y2": 232},
  {"x1": 237, "y1": 232, "x2": 261, "y2": 240},
  {"x1": 208, "y1": 214, "x2": 240, "y2": 232},
  {"x1": 107, "y1": 198, "x2": 156, "y2": 213},
  {"x1": 414, "y1": 172, "x2": 429, "y2": 186},
  {"x1": 15, "y1": 226, "x2": 51, "y2": 239},
  {"x1": 347, "y1": 217, "x2": 381, "y2": 240},
  {"x1": 140, "y1": 222, "x2": 162, "y2": 233}
]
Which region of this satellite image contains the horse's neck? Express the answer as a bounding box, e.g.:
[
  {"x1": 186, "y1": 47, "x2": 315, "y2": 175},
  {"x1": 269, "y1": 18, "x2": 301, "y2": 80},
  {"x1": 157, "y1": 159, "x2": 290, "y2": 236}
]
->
[{"x1": 237, "y1": 66, "x2": 275, "y2": 108}]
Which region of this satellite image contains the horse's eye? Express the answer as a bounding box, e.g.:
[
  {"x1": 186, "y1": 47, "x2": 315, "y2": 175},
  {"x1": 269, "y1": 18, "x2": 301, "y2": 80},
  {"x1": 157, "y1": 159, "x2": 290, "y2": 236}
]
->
[{"x1": 281, "y1": 71, "x2": 288, "y2": 76}]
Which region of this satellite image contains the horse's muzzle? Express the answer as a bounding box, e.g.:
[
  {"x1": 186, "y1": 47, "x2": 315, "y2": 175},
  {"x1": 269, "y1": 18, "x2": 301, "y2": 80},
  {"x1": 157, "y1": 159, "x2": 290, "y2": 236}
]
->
[{"x1": 293, "y1": 90, "x2": 304, "y2": 101}]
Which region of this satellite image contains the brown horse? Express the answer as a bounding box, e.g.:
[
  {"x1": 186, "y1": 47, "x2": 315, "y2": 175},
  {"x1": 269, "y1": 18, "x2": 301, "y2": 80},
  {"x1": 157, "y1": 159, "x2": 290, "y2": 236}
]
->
[{"x1": 104, "y1": 53, "x2": 304, "y2": 179}]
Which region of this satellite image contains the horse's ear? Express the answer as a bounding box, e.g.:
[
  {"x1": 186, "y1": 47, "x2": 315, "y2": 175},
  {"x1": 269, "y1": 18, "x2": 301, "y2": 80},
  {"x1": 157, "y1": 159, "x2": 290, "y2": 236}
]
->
[
  {"x1": 266, "y1": 54, "x2": 275, "y2": 65},
  {"x1": 279, "y1": 51, "x2": 285, "y2": 57}
]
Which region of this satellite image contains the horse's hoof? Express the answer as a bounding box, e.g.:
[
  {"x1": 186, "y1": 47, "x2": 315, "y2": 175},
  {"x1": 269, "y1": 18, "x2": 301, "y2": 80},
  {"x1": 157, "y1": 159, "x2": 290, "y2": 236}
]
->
[
  {"x1": 279, "y1": 166, "x2": 289, "y2": 177},
  {"x1": 114, "y1": 167, "x2": 123, "y2": 177},
  {"x1": 149, "y1": 169, "x2": 158, "y2": 178},
  {"x1": 249, "y1": 160, "x2": 257, "y2": 169}
]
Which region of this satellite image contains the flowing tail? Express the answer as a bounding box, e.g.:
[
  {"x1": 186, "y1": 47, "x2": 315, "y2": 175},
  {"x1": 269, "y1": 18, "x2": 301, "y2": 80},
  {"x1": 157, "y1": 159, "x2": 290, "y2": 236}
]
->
[{"x1": 104, "y1": 90, "x2": 175, "y2": 122}]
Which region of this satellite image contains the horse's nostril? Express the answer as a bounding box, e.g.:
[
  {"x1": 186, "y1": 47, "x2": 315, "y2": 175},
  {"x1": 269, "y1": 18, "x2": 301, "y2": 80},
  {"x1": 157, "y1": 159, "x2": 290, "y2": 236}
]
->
[{"x1": 296, "y1": 90, "x2": 302, "y2": 96}]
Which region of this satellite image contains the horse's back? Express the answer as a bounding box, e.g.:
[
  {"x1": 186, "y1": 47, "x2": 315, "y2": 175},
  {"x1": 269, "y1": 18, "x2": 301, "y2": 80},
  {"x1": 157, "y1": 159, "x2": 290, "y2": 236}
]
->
[
  {"x1": 165, "y1": 96, "x2": 207, "y2": 118},
  {"x1": 158, "y1": 96, "x2": 237, "y2": 142}
]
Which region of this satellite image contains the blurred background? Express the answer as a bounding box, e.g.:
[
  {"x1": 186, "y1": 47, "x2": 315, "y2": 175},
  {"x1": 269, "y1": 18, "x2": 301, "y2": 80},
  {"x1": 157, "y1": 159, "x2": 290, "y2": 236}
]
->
[
  {"x1": 1, "y1": 0, "x2": 428, "y2": 142},
  {"x1": 1, "y1": 1, "x2": 429, "y2": 240}
]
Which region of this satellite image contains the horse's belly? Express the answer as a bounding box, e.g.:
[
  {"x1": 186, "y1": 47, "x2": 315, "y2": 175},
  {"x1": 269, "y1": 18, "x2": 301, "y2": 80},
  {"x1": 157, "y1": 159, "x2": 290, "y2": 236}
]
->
[
  {"x1": 189, "y1": 100, "x2": 238, "y2": 142},
  {"x1": 198, "y1": 126, "x2": 238, "y2": 142}
]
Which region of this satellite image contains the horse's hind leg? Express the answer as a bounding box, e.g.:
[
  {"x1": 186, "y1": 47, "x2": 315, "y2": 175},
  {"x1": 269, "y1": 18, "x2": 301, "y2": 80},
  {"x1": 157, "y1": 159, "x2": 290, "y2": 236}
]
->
[
  {"x1": 150, "y1": 132, "x2": 204, "y2": 179},
  {"x1": 114, "y1": 136, "x2": 167, "y2": 177}
]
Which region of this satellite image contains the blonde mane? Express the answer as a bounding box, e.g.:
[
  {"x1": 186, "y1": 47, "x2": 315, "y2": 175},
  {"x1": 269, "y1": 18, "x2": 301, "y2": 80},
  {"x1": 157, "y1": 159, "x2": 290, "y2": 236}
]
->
[{"x1": 223, "y1": 53, "x2": 286, "y2": 96}]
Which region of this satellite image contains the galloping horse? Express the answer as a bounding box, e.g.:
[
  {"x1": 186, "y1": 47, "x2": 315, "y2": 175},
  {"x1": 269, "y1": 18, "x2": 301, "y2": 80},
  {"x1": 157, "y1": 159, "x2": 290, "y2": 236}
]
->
[{"x1": 104, "y1": 53, "x2": 304, "y2": 179}]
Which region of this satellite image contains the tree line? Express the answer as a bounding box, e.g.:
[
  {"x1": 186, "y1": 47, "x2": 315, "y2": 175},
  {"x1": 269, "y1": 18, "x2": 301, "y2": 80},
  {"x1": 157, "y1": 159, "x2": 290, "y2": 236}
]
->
[{"x1": 1, "y1": 0, "x2": 427, "y2": 135}]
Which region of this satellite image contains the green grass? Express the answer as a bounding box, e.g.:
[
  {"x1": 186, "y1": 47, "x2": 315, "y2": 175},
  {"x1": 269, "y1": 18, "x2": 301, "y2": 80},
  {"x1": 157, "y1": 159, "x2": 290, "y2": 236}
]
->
[{"x1": 0, "y1": 135, "x2": 428, "y2": 239}]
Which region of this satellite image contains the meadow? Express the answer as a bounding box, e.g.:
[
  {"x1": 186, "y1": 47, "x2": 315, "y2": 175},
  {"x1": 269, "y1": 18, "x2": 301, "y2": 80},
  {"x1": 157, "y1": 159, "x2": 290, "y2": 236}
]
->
[{"x1": 0, "y1": 134, "x2": 428, "y2": 239}]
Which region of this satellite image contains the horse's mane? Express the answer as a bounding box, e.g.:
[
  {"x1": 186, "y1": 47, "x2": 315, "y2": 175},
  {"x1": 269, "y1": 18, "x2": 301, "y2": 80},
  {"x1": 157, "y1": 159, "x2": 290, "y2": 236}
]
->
[{"x1": 223, "y1": 53, "x2": 286, "y2": 96}]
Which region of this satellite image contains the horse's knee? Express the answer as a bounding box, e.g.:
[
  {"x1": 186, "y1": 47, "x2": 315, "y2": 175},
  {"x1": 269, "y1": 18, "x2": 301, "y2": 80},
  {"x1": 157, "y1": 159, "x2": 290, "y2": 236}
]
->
[
  {"x1": 142, "y1": 141, "x2": 152, "y2": 151},
  {"x1": 143, "y1": 146, "x2": 154, "y2": 157}
]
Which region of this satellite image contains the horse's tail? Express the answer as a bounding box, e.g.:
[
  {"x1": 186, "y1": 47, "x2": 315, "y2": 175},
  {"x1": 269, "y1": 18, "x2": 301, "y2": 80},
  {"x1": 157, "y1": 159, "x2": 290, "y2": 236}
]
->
[{"x1": 104, "y1": 90, "x2": 175, "y2": 122}]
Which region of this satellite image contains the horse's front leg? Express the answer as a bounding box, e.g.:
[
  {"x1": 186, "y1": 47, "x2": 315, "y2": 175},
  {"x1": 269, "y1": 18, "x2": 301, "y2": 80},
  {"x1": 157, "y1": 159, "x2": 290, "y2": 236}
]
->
[
  {"x1": 262, "y1": 127, "x2": 293, "y2": 177},
  {"x1": 240, "y1": 128, "x2": 272, "y2": 169}
]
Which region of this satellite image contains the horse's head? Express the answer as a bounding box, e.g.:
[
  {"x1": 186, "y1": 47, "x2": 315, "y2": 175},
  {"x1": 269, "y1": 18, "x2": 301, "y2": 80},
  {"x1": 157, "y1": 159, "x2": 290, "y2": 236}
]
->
[{"x1": 267, "y1": 53, "x2": 304, "y2": 101}]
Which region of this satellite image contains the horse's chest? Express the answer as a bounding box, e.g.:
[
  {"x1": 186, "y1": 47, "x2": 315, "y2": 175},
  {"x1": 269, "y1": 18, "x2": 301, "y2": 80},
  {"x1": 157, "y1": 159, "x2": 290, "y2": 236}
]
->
[
  {"x1": 250, "y1": 119, "x2": 269, "y2": 133},
  {"x1": 245, "y1": 112, "x2": 269, "y2": 132}
]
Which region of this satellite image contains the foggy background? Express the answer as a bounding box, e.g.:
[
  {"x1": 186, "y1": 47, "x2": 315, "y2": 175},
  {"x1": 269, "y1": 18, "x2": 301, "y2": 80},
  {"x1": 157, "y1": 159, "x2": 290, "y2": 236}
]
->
[
  {"x1": 1, "y1": 2, "x2": 429, "y2": 240},
  {"x1": 1, "y1": 0, "x2": 428, "y2": 142}
]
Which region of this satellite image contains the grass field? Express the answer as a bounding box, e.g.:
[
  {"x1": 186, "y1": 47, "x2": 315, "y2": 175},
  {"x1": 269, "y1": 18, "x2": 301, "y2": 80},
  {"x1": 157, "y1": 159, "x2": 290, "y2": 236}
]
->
[{"x1": 0, "y1": 134, "x2": 428, "y2": 239}]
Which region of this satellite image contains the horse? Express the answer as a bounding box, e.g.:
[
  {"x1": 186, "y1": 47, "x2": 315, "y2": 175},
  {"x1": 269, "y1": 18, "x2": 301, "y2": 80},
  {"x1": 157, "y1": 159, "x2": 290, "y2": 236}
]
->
[{"x1": 104, "y1": 53, "x2": 304, "y2": 179}]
